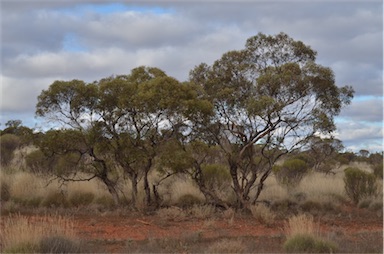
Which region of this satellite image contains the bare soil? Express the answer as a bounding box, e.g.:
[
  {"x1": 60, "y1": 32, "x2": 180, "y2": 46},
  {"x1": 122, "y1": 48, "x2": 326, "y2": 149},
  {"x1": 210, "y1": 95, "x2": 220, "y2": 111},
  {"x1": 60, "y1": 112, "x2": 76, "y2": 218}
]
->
[{"x1": 70, "y1": 204, "x2": 382, "y2": 253}]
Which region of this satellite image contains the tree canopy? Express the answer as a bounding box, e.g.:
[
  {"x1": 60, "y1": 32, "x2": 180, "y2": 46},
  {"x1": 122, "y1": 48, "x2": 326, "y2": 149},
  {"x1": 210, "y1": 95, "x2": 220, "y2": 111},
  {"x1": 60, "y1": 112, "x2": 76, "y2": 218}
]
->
[{"x1": 34, "y1": 32, "x2": 354, "y2": 209}]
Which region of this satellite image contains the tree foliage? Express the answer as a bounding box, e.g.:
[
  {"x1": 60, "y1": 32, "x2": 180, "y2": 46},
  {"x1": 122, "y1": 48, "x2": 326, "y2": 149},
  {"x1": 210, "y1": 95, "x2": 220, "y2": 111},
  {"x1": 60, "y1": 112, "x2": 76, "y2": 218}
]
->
[
  {"x1": 34, "y1": 32, "x2": 354, "y2": 209},
  {"x1": 189, "y1": 32, "x2": 354, "y2": 207}
]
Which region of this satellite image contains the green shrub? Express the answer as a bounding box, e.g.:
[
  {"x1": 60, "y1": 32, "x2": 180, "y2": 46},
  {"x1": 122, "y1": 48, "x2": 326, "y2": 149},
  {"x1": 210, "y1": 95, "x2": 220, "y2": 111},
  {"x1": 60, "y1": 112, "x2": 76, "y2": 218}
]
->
[
  {"x1": 54, "y1": 153, "x2": 82, "y2": 175},
  {"x1": 300, "y1": 200, "x2": 322, "y2": 212},
  {"x1": 0, "y1": 134, "x2": 20, "y2": 166},
  {"x1": 177, "y1": 194, "x2": 202, "y2": 208},
  {"x1": 41, "y1": 191, "x2": 69, "y2": 208},
  {"x1": 39, "y1": 236, "x2": 80, "y2": 253},
  {"x1": 274, "y1": 159, "x2": 308, "y2": 188},
  {"x1": 3, "y1": 242, "x2": 39, "y2": 253},
  {"x1": 25, "y1": 150, "x2": 50, "y2": 174},
  {"x1": 368, "y1": 201, "x2": 383, "y2": 212},
  {"x1": 283, "y1": 234, "x2": 338, "y2": 253},
  {"x1": 1, "y1": 181, "x2": 11, "y2": 202},
  {"x1": 68, "y1": 191, "x2": 95, "y2": 207},
  {"x1": 344, "y1": 167, "x2": 378, "y2": 204},
  {"x1": 202, "y1": 163, "x2": 231, "y2": 188},
  {"x1": 94, "y1": 195, "x2": 115, "y2": 208},
  {"x1": 372, "y1": 163, "x2": 383, "y2": 179}
]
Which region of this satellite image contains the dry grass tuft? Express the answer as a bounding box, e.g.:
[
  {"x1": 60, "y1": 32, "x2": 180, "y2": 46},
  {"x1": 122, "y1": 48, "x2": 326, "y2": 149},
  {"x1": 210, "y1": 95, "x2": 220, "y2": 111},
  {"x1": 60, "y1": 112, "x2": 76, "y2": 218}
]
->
[
  {"x1": 206, "y1": 238, "x2": 247, "y2": 253},
  {"x1": 284, "y1": 213, "x2": 338, "y2": 253},
  {"x1": 250, "y1": 203, "x2": 276, "y2": 225},
  {"x1": 1, "y1": 214, "x2": 76, "y2": 252},
  {"x1": 285, "y1": 213, "x2": 317, "y2": 238},
  {"x1": 189, "y1": 204, "x2": 216, "y2": 219},
  {"x1": 156, "y1": 206, "x2": 187, "y2": 222}
]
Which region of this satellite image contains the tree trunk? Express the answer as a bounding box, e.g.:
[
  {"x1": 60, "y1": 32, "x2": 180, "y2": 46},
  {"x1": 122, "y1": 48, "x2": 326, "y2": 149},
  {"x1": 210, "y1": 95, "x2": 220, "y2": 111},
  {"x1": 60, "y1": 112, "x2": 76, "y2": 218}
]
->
[
  {"x1": 252, "y1": 168, "x2": 272, "y2": 205},
  {"x1": 192, "y1": 162, "x2": 228, "y2": 209},
  {"x1": 143, "y1": 159, "x2": 153, "y2": 207},
  {"x1": 143, "y1": 170, "x2": 151, "y2": 206},
  {"x1": 129, "y1": 173, "x2": 138, "y2": 208},
  {"x1": 100, "y1": 177, "x2": 119, "y2": 205},
  {"x1": 228, "y1": 157, "x2": 248, "y2": 208}
]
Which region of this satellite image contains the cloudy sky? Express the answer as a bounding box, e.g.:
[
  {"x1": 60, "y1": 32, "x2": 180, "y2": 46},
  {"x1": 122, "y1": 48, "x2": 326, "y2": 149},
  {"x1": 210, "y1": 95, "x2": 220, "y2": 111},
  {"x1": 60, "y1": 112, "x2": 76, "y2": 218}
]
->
[{"x1": 1, "y1": 1, "x2": 382, "y2": 152}]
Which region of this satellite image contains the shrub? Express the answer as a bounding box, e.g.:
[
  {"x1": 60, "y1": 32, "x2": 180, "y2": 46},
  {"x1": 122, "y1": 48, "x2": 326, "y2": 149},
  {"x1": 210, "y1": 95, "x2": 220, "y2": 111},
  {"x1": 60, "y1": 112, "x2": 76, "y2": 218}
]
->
[
  {"x1": 1, "y1": 181, "x2": 11, "y2": 202},
  {"x1": 177, "y1": 193, "x2": 202, "y2": 208},
  {"x1": 300, "y1": 200, "x2": 323, "y2": 212},
  {"x1": 284, "y1": 214, "x2": 338, "y2": 253},
  {"x1": 39, "y1": 236, "x2": 80, "y2": 253},
  {"x1": 41, "y1": 191, "x2": 69, "y2": 208},
  {"x1": 3, "y1": 242, "x2": 39, "y2": 253},
  {"x1": 68, "y1": 191, "x2": 95, "y2": 207},
  {"x1": 283, "y1": 234, "x2": 338, "y2": 253},
  {"x1": 372, "y1": 163, "x2": 383, "y2": 179},
  {"x1": 202, "y1": 163, "x2": 231, "y2": 188},
  {"x1": 94, "y1": 195, "x2": 116, "y2": 208},
  {"x1": 344, "y1": 167, "x2": 378, "y2": 204},
  {"x1": 0, "y1": 134, "x2": 20, "y2": 166},
  {"x1": 25, "y1": 149, "x2": 50, "y2": 174},
  {"x1": 274, "y1": 159, "x2": 308, "y2": 189}
]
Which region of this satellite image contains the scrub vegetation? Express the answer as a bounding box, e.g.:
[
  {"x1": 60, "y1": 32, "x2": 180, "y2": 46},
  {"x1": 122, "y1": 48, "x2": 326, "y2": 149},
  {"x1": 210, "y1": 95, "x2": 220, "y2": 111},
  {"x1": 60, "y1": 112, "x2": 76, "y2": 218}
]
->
[{"x1": 1, "y1": 33, "x2": 382, "y2": 253}]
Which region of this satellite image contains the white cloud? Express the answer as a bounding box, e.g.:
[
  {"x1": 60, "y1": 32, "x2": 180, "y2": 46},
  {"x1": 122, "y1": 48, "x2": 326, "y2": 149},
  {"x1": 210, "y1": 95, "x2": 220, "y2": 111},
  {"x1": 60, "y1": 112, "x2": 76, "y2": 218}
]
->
[{"x1": 1, "y1": 1, "x2": 382, "y2": 152}]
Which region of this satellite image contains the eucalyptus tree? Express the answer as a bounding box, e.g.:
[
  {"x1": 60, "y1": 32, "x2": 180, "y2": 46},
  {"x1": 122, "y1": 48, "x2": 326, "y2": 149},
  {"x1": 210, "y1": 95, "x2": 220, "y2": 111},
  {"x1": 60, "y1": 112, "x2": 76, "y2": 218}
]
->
[
  {"x1": 96, "y1": 66, "x2": 208, "y2": 207},
  {"x1": 189, "y1": 32, "x2": 354, "y2": 208},
  {"x1": 35, "y1": 79, "x2": 123, "y2": 204},
  {"x1": 36, "y1": 66, "x2": 206, "y2": 207}
]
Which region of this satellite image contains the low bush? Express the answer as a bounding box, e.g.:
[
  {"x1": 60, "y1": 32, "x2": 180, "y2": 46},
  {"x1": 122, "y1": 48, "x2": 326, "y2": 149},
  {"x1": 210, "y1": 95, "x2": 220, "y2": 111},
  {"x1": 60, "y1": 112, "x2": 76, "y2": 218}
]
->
[
  {"x1": 202, "y1": 163, "x2": 231, "y2": 188},
  {"x1": 284, "y1": 214, "x2": 338, "y2": 253},
  {"x1": 41, "y1": 191, "x2": 69, "y2": 208},
  {"x1": 39, "y1": 236, "x2": 80, "y2": 253},
  {"x1": 300, "y1": 200, "x2": 323, "y2": 212},
  {"x1": 0, "y1": 134, "x2": 20, "y2": 166},
  {"x1": 1, "y1": 181, "x2": 11, "y2": 202},
  {"x1": 177, "y1": 193, "x2": 202, "y2": 208},
  {"x1": 283, "y1": 234, "x2": 338, "y2": 253},
  {"x1": 372, "y1": 163, "x2": 383, "y2": 179},
  {"x1": 274, "y1": 159, "x2": 308, "y2": 189},
  {"x1": 25, "y1": 149, "x2": 50, "y2": 174},
  {"x1": 344, "y1": 167, "x2": 378, "y2": 204},
  {"x1": 68, "y1": 191, "x2": 95, "y2": 207},
  {"x1": 94, "y1": 195, "x2": 116, "y2": 208},
  {"x1": 3, "y1": 242, "x2": 39, "y2": 253}
]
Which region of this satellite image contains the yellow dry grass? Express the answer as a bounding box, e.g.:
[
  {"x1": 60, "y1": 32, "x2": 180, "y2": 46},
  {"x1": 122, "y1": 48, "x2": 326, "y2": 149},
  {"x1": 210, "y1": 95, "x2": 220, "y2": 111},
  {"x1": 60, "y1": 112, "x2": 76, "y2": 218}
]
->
[
  {"x1": 285, "y1": 213, "x2": 318, "y2": 238},
  {"x1": 1, "y1": 214, "x2": 76, "y2": 251}
]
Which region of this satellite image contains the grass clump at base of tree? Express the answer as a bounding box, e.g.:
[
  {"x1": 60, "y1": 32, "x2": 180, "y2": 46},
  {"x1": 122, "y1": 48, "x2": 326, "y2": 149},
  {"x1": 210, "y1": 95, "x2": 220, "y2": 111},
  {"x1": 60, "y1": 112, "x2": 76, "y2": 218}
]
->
[
  {"x1": 1, "y1": 214, "x2": 80, "y2": 253},
  {"x1": 250, "y1": 203, "x2": 276, "y2": 225},
  {"x1": 283, "y1": 214, "x2": 338, "y2": 253}
]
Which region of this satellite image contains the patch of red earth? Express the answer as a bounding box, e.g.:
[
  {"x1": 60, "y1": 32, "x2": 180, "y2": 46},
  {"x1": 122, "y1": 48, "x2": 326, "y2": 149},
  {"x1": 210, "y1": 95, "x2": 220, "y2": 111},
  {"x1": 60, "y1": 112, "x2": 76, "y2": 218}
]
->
[
  {"x1": 74, "y1": 216, "x2": 283, "y2": 241},
  {"x1": 73, "y1": 205, "x2": 382, "y2": 242}
]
